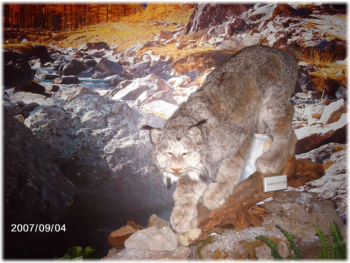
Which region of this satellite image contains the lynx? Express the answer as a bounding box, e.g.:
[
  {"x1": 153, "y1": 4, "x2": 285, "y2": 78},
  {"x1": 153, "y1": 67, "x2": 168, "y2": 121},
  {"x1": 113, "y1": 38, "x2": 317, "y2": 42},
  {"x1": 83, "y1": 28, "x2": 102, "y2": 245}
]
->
[{"x1": 143, "y1": 44, "x2": 301, "y2": 233}]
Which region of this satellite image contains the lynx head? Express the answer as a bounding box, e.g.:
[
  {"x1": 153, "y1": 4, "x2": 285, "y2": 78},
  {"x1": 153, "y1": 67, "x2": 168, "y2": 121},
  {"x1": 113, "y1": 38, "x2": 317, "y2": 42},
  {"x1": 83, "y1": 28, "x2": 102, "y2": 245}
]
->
[{"x1": 142, "y1": 120, "x2": 209, "y2": 188}]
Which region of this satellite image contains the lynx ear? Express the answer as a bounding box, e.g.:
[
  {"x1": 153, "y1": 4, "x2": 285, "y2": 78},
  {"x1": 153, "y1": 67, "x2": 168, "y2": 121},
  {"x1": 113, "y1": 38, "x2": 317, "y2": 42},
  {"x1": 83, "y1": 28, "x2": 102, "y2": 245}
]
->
[
  {"x1": 187, "y1": 119, "x2": 207, "y2": 142},
  {"x1": 141, "y1": 125, "x2": 163, "y2": 144}
]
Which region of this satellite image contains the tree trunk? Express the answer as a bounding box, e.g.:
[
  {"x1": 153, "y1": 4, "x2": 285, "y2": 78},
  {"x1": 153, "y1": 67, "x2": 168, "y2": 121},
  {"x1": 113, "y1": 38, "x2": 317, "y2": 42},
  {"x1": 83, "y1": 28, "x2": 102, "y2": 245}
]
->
[{"x1": 190, "y1": 156, "x2": 325, "y2": 244}]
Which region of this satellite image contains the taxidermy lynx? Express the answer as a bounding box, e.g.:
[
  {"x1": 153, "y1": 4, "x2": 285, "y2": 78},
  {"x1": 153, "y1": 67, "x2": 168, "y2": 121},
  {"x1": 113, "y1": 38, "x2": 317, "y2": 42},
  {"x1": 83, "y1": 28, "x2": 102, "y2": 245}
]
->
[{"x1": 143, "y1": 44, "x2": 301, "y2": 233}]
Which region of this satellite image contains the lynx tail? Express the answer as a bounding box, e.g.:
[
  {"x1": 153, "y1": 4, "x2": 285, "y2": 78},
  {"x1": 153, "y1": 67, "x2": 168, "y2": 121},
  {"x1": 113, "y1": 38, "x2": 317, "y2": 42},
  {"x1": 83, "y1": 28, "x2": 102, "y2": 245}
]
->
[{"x1": 286, "y1": 43, "x2": 303, "y2": 60}]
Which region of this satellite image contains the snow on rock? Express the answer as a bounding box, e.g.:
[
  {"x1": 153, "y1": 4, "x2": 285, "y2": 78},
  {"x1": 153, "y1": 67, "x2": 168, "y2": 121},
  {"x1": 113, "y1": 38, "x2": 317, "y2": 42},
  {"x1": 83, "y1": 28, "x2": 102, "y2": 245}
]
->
[
  {"x1": 110, "y1": 74, "x2": 174, "y2": 101},
  {"x1": 294, "y1": 112, "x2": 347, "y2": 154},
  {"x1": 319, "y1": 98, "x2": 346, "y2": 125},
  {"x1": 10, "y1": 91, "x2": 54, "y2": 106}
]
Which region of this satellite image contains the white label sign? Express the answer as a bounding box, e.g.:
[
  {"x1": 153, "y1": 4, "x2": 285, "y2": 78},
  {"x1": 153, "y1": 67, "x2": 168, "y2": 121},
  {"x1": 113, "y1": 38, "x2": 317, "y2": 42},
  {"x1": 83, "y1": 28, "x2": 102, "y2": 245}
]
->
[{"x1": 263, "y1": 175, "x2": 287, "y2": 192}]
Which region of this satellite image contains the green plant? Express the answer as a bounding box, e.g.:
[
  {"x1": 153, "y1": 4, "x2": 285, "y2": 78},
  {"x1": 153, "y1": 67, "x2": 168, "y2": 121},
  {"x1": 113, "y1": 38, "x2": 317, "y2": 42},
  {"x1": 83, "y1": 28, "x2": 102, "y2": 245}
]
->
[
  {"x1": 255, "y1": 235, "x2": 282, "y2": 260},
  {"x1": 256, "y1": 224, "x2": 301, "y2": 260},
  {"x1": 55, "y1": 246, "x2": 100, "y2": 260},
  {"x1": 314, "y1": 222, "x2": 347, "y2": 260}
]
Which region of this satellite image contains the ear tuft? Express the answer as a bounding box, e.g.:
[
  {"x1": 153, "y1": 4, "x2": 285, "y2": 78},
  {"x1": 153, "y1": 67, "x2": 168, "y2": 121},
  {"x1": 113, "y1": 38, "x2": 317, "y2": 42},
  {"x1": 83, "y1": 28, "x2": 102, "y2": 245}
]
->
[
  {"x1": 141, "y1": 125, "x2": 154, "y2": 130},
  {"x1": 141, "y1": 124, "x2": 163, "y2": 144}
]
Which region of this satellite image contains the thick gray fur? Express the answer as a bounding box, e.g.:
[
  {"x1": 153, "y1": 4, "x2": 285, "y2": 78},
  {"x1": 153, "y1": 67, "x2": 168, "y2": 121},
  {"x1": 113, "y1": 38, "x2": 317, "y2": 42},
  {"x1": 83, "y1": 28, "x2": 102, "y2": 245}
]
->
[{"x1": 145, "y1": 44, "x2": 301, "y2": 233}]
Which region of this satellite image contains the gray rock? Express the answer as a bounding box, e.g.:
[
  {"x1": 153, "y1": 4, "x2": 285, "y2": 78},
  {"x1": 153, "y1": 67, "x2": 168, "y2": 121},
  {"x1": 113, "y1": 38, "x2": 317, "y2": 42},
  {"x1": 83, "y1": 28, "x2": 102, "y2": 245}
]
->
[
  {"x1": 53, "y1": 76, "x2": 80, "y2": 84},
  {"x1": 160, "y1": 30, "x2": 174, "y2": 40},
  {"x1": 57, "y1": 59, "x2": 88, "y2": 76},
  {"x1": 78, "y1": 41, "x2": 110, "y2": 51},
  {"x1": 4, "y1": 109, "x2": 74, "y2": 224},
  {"x1": 4, "y1": 49, "x2": 33, "y2": 90},
  {"x1": 335, "y1": 86, "x2": 347, "y2": 100},
  {"x1": 185, "y1": 3, "x2": 253, "y2": 34},
  {"x1": 10, "y1": 92, "x2": 53, "y2": 105},
  {"x1": 110, "y1": 74, "x2": 173, "y2": 101},
  {"x1": 124, "y1": 226, "x2": 178, "y2": 251},
  {"x1": 262, "y1": 191, "x2": 344, "y2": 239},
  {"x1": 142, "y1": 100, "x2": 178, "y2": 119},
  {"x1": 96, "y1": 58, "x2": 125, "y2": 76}
]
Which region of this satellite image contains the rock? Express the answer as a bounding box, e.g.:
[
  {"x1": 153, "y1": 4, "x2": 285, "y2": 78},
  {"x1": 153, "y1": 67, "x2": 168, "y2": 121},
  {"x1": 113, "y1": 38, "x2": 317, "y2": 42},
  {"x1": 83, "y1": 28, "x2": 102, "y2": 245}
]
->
[
  {"x1": 9, "y1": 91, "x2": 53, "y2": 105},
  {"x1": 254, "y1": 240, "x2": 289, "y2": 259},
  {"x1": 102, "y1": 246, "x2": 191, "y2": 260},
  {"x1": 194, "y1": 227, "x2": 287, "y2": 260},
  {"x1": 78, "y1": 41, "x2": 110, "y2": 51},
  {"x1": 324, "y1": 39, "x2": 347, "y2": 60},
  {"x1": 164, "y1": 38, "x2": 177, "y2": 45},
  {"x1": 4, "y1": 109, "x2": 74, "y2": 225},
  {"x1": 130, "y1": 60, "x2": 151, "y2": 73},
  {"x1": 215, "y1": 36, "x2": 244, "y2": 51},
  {"x1": 160, "y1": 30, "x2": 174, "y2": 40},
  {"x1": 148, "y1": 60, "x2": 171, "y2": 76},
  {"x1": 262, "y1": 191, "x2": 344, "y2": 239},
  {"x1": 294, "y1": 112, "x2": 347, "y2": 154},
  {"x1": 167, "y1": 75, "x2": 191, "y2": 88},
  {"x1": 108, "y1": 225, "x2": 139, "y2": 248},
  {"x1": 335, "y1": 86, "x2": 347, "y2": 100},
  {"x1": 142, "y1": 100, "x2": 178, "y2": 119},
  {"x1": 319, "y1": 99, "x2": 346, "y2": 125},
  {"x1": 296, "y1": 142, "x2": 342, "y2": 164},
  {"x1": 322, "y1": 77, "x2": 342, "y2": 97},
  {"x1": 4, "y1": 49, "x2": 33, "y2": 90},
  {"x1": 295, "y1": 147, "x2": 347, "y2": 220},
  {"x1": 226, "y1": 18, "x2": 246, "y2": 35},
  {"x1": 25, "y1": 82, "x2": 46, "y2": 95},
  {"x1": 53, "y1": 86, "x2": 79, "y2": 102},
  {"x1": 243, "y1": 3, "x2": 297, "y2": 23},
  {"x1": 57, "y1": 59, "x2": 88, "y2": 76},
  {"x1": 73, "y1": 86, "x2": 100, "y2": 99},
  {"x1": 3, "y1": 99, "x2": 23, "y2": 117},
  {"x1": 23, "y1": 94, "x2": 172, "y2": 221},
  {"x1": 108, "y1": 75, "x2": 126, "y2": 87},
  {"x1": 96, "y1": 58, "x2": 125, "y2": 76},
  {"x1": 124, "y1": 226, "x2": 178, "y2": 251},
  {"x1": 148, "y1": 214, "x2": 170, "y2": 229},
  {"x1": 14, "y1": 114, "x2": 25, "y2": 123},
  {"x1": 125, "y1": 42, "x2": 145, "y2": 57},
  {"x1": 92, "y1": 71, "x2": 108, "y2": 79},
  {"x1": 136, "y1": 90, "x2": 178, "y2": 108},
  {"x1": 186, "y1": 3, "x2": 253, "y2": 34},
  {"x1": 22, "y1": 102, "x2": 40, "y2": 112},
  {"x1": 53, "y1": 76, "x2": 80, "y2": 84},
  {"x1": 110, "y1": 74, "x2": 173, "y2": 101}
]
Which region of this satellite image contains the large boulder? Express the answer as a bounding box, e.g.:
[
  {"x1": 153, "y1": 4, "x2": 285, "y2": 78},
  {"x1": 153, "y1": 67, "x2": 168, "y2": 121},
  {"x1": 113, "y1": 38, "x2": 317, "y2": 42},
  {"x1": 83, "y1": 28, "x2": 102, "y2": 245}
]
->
[
  {"x1": 242, "y1": 3, "x2": 297, "y2": 24},
  {"x1": 110, "y1": 74, "x2": 174, "y2": 101},
  {"x1": 185, "y1": 3, "x2": 253, "y2": 34},
  {"x1": 4, "y1": 49, "x2": 33, "y2": 90},
  {"x1": 294, "y1": 110, "x2": 347, "y2": 153},
  {"x1": 57, "y1": 59, "x2": 88, "y2": 76},
  {"x1": 24, "y1": 94, "x2": 173, "y2": 231},
  {"x1": 78, "y1": 41, "x2": 110, "y2": 51},
  {"x1": 96, "y1": 58, "x2": 125, "y2": 76},
  {"x1": 4, "y1": 109, "x2": 75, "y2": 224}
]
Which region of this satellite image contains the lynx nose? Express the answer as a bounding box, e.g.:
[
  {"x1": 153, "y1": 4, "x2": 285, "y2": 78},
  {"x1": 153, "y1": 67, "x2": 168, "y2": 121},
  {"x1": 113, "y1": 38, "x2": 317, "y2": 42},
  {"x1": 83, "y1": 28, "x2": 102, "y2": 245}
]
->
[{"x1": 171, "y1": 167, "x2": 182, "y2": 172}]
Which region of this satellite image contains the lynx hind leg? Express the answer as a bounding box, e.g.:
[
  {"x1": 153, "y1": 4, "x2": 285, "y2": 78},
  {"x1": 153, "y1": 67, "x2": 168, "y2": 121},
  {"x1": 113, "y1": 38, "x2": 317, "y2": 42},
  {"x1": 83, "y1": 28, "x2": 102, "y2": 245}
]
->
[
  {"x1": 170, "y1": 179, "x2": 207, "y2": 233},
  {"x1": 255, "y1": 102, "x2": 294, "y2": 175},
  {"x1": 202, "y1": 137, "x2": 252, "y2": 210}
]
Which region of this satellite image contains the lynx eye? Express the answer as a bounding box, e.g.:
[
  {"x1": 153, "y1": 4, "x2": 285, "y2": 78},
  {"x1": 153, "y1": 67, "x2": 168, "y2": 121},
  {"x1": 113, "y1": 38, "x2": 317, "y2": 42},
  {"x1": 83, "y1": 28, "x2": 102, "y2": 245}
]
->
[
  {"x1": 166, "y1": 152, "x2": 173, "y2": 156},
  {"x1": 182, "y1": 152, "x2": 188, "y2": 156}
]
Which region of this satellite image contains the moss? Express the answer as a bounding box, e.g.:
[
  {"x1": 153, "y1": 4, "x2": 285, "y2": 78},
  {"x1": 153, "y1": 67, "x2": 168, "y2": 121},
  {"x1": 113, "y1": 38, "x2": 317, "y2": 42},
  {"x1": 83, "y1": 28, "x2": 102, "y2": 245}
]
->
[{"x1": 196, "y1": 236, "x2": 216, "y2": 260}]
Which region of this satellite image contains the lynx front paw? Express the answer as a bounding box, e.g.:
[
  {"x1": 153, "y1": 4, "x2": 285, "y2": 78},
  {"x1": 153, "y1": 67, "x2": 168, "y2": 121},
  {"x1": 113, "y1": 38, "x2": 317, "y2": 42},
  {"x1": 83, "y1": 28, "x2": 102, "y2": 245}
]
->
[
  {"x1": 170, "y1": 205, "x2": 198, "y2": 234},
  {"x1": 255, "y1": 152, "x2": 285, "y2": 175},
  {"x1": 202, "y1": 182, "x2": 228, "y2": 210}
]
